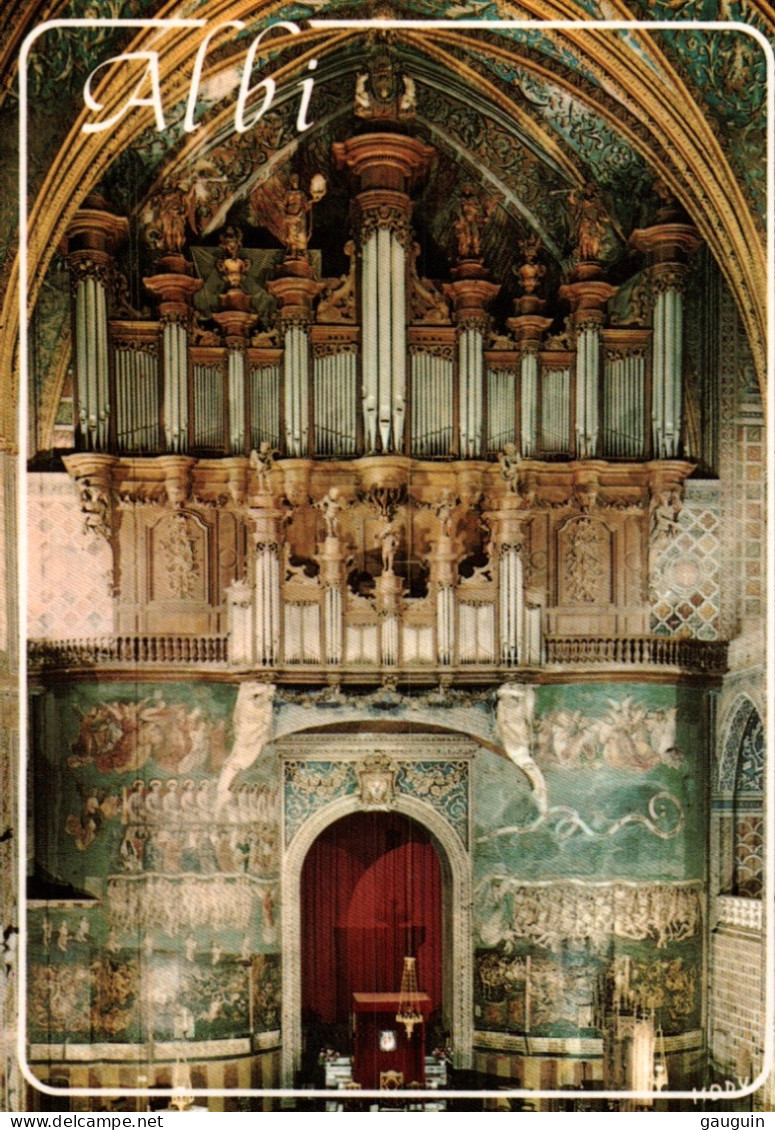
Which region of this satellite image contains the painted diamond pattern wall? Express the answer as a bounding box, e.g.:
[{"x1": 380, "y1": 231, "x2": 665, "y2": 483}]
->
[{"x1": 650, "y1": 481, "x2": 720, "y2": 640}]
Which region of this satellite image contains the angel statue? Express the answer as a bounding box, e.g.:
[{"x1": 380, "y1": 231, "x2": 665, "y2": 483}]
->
[
  {"x1": 282, "y1": 172, "x2": 327, "y2": 259},
  {"x1": 495, "y1": 684, "x2": 548, "y2": 815}
]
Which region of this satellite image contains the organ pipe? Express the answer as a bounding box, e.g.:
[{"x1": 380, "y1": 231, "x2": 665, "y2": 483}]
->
[
  {"x1": 575, "y1": 324, "x2": 600, "y2": 459},
  {"x1": 74, "y1": 274, "x2": 111, "y2": 451},
  {"x1": 228, "y1": 349, "x2": 246, "y2": 454},
  {"x1": 520, "y1": 350, "x2": 538, "y2": 457},
  {"x1": 162, "y1": 320, "x2": 189, "y2": 453},
  {"x1": 411, "y1": 350, "x2": 454, "y2": 455},
  {"x1": 324, "y1": 586, "x2": 343, "y2": 665},
  {"x1": 652, "y1": 285, "x2": 683, "y2": 458},
  {"x1": 255, "y1": 545, "x2": 280, "y2": 665},
  {"x1": 114, "y1": 347, "x2": 159, "y2": 453},
  {"x1": 458, "y1": 326, "x2": 484, "y2": 457},
  {"x1": 499, "y1": 545, "x2": 523, "y2": 665},
  {"x1": 360, "y1": 226, "x2": 408, "y2": 453},
  {"x1": 284, "y1": 324, "x2": 310, "y2": 456},
  {"x1": 437, "y1": 585, "x2": 454, "y2": 665}
]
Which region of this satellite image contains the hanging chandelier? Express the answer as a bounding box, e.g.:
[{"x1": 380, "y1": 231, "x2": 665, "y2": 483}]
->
[{"x1": 396, "y1": 955, "x2": 423, "y2": 1038}]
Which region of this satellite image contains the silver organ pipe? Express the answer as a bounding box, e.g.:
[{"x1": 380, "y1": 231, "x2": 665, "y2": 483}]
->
[
  {"x1": 162, "y1": 320, "x2": 189, "y2": 452},
  {"x1": 284, "y1": 325, "x2": 310, "y2": 456},
  {"x1": 313, "y1": 349, "x2": 358, "y2": 455},
  {"x1": 381, "y1": 613, "x2": 399, "y2": 666},
  {"x1": 541, "y1": 366, "x2": 571, "y2": 454},
  {"x1": 249, "y1": 363, "x2": 281, "y2": 450},
  {"x1": 377, "y1": 226, "x2": 392, "y2": 450},
  {"x1": 391, "y1": 233, "x2": 407, "y2": 447},
  {"x1": 255, "y1": 545, "x2": 280, "y2": 665},
  {"x1": 324, "y1": 586, "x2": 343, "y2": 665},
  {"x1": 411, "y1": 350, "x2": 453, "y2": 456},
  {"x1": 361, "y1": 226, "x2": 407, "y2": 453},
  {"x1": 499, "y1": 546, "x2": 523, "y2": 665},
  {"x1": 575, "y1": 325, "x2": 600, "y2": 458},
  {"x1": 114, "y1": 347, "x2": 159, "y2": 453},
  {"x1": 227, "y1": 349, "x2": 246, "y2": 454},
  {"x1": 486, "y1": 367, "x2": 517, "y2": 454},
  {"x1": 192, "y1": 363, "x2": 224, "y2": 450},
  {"x1": 74, "y1": 275, "x2": 110, "y2": 450},
  {"x1": 458, "y1": 327, "x2": 484, "y2": 458},
  {"x1": 362, "y1": 233, "x2": 378, "y2": 451},
  {"x1": 520, "y1": 351, "x2": 539, "y2": 457},
  {"x1": 436, "y1": 585, "x2": 454, "y2": 665},
  {"x1": 652, "y1": 286, "x2": 683, "y2": 458},
  {"x1": 603, "y1": 351, "x2": 645, "y2": 457}
]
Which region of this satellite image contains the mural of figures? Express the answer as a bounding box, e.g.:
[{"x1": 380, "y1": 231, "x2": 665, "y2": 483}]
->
[
  {"x1": 536, "y1": 697, "x2": 680, "y2": 772},
  {"x1": 67, "y1": 695, "x2": 229, "y2": 775}
]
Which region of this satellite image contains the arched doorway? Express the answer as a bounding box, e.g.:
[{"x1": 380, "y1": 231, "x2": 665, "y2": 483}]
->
[
  {"x1": 281, "y1": 784, "x2": 473, "y2": 1085},
  {"x1": 300, "y1": 811, "x2": 443, "y2": 1062}
]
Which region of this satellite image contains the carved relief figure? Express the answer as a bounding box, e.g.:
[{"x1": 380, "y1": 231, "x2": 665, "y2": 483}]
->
[
  {"x1": 495, "y1": 684, "x2": 548, "y2": 814},
  {"x1": 316, "y1": 487, "x2": 346, "y2": 540},
  {"x1": 250, "y1": 442, "x2": 279, "y2": 493},
  {"x1": 215, "y1": 683, "x2": 275, "y2": 813}
]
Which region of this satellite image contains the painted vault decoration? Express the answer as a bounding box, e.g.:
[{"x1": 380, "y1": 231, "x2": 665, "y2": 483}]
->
[{"x1": 0, "y1": 0, "x2": 770, "y2": 1115}]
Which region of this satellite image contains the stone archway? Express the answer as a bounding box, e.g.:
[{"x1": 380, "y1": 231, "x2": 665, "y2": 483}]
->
[{"x1": 281, "y1": 788, "x2": 473, "y2": 1085}]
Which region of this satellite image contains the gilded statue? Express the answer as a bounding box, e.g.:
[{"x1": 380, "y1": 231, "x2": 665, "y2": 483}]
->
[
  {"x1": 568, "y1": 182, "x2": 609, "y2": 262},
  {"x1": 454, "y1": 185, "x2": 493, "y2": 261},
  {"x1": 515, "y1": 234, "x2": 546, "y2": 295},
  {"x1": 217, "y1": 225, "x2": 249, "y2": 291},
  {"x1": 153, "y1": 185, "x2": 197, "y2": 253},
  {"x1": 282, "y1": 172, "x2": 327, "y2": 258}
]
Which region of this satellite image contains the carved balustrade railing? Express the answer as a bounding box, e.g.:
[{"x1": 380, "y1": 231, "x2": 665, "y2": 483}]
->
[
  {"x1": 28, "y1": 635, "x2": 229, "y2": 667},
  {"x1": 28, "y1": 633, "x2": 726, "y2": 675},
  {"x1": 543, "y1": 635, "x2": 727, "y2": 673}
]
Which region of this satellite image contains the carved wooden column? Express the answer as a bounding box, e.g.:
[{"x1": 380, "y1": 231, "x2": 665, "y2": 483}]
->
[
  {"x1": 334, "y1": 134, "x2": 434, "y2": 454},
  {"x1": 631, "y1": 222, "x2": 701, "y2": 458},
  {"x1": 144, "y1": 260, "x2": 202, "y2": 454},
  {"x1": 559, "y1": 277, "x2": 617, "y2": 459},
  {"x1": 267, "y1": 269, "x2": 322, "y2": 457},
  {"x1": 67, "y1": 197, "x2": 128, "y2": 451}
]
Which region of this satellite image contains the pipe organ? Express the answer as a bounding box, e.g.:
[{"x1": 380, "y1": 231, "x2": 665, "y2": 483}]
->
[
  {"x1": 68, "y1": 197, "x2": 697, "y2": 465},
  {"x1": 61, "y1": 120, "x2": 702, "y2": 680}
]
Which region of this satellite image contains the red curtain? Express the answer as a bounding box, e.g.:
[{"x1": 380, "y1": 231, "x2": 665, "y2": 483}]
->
[{"x1": 301, "y1": 812, "x2": 442, "y2": 1025}]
